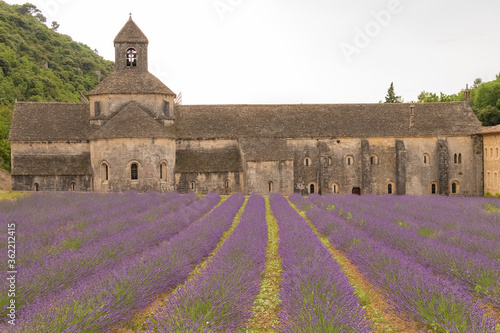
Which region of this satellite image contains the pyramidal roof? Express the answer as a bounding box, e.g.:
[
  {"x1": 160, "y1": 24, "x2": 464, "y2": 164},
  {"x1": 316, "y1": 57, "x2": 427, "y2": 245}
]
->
[
  {"x1": 88, "y1": 70, "x2": 176, "y2": 96},
  {"x1": 89, "y1": 101, "x2": 175, "y2": 139},
  {"x1": 114, "y1": 16, "x2": 148, "y2": 44}
]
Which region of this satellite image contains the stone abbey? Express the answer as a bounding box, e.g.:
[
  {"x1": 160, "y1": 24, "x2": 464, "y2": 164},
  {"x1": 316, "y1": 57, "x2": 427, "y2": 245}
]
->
[{"x1": 8, "y1": 17, "x2": 492, "y2": 196}]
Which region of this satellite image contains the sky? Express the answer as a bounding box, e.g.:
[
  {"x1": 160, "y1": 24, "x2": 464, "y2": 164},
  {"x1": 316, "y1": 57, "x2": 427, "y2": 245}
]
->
[{"x1": 5, "y1": 0, "x2": 500, "y2": 105}]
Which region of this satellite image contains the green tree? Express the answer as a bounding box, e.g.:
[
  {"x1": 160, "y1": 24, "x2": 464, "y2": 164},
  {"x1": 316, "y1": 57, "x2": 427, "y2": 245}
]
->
[{"x1": 385, "y1": 82, "x2": 402, "y2": 103}]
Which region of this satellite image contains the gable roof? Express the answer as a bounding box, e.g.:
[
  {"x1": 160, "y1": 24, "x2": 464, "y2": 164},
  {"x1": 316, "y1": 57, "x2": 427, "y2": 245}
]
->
[
  {"x1": 239, "y1": 138, "x2": 293, "y2": 161},
  {"x1": 9, "y1": 102, "x2": 95, "y2": 142},
  {"x1": 175, "y1": 148, "x2": 242, "y2": 173},
  {"x1": 12, "y1": 154, "x2": 92, "y2": 176},
  {"x1": 88, "y1": 70, "x2": 176, "y2": 96},
  {"x1": 482, "y1": 124, "x2": 500, "y2": 134},
  {"x1": 89, "y1": 101, "x2": 176, "y2": 140},
  {"x1": 175, "y1": 102, "x2": 483, "y2": 139},
  {"x1": 114, "y1": 17, "x2": 148, "y2": 44}
]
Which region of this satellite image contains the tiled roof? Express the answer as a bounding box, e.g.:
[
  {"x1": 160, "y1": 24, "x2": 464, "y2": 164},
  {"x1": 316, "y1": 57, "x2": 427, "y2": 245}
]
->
[
  {"x1": 114, "y1": 17, "x2": 148, "y2": 43},
  {"x1": 89, "y1": 101, "x2": 176, "y2": 139},
  {"x1": 9, "y1": 102, "x2": 95, "y2": 141},
  {"x1": 175, "y1": 148, "x2": 242, "y2": 173},
  {"x1": 88, "y1": 70, "x2": 176, "y2": 96},
  {"x1": 175, "y1": 102, "x2": 483, "y2": 139},
  {"x1": 12, "y1": 154, "x2": 92, "y2": 176}
]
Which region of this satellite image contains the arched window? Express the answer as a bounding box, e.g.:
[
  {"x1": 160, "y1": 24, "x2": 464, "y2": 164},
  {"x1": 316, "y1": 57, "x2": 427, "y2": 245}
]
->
[
  {"x1": 495, "y1": 173, "x2": 498, "y2": 189},
  {"x1": 309, "y1": 183, "x2": 315, "y2": 194},
  {"x1": 487, "y1": 172, "x2": 491, "y2": 188},
  {"x1": 451, "y1": 181, "x2": 459, "y2": 195},
  {"x1": 454, "y1": 154, "x2": 458, "y2": 164},
  {"x1": 190, "y1": 180, "x2": 196, "y2": 191},
  {"x1": 34, "y1": 183, "x2": 39, "y2": 192},
  {"x1": 346, "y1": 156, "x2": 353, "y2": 166},
  {"x1": 423, "y1": 153, "x2": 430, "y2": 165},
  {"x1": 497, "y1": 148, "x2": 499, "y2": 159},
  {"x1": 388, "y1": 183, "x2": 393, "y2": 194},
  {"x1": 332, "y1": 183, "x2": 339, "y2": 194},
  {"x1": 431, "y1": 182, "x2": 437, "y2": 195},
  {"x1": 485, "y1": 148, "x2": 488, "y2": 159},
  {"x1": 70, "y1": 182, "x2": 76, "y2": 191},
  {"x1": 491, "y1": 148, "x2": 494, "y2": 159},
  {"x1": 225, "y1": 179, "x2": 230, "y2": 189},
  {"x1": 268, "y1": 181, "x2": 273, "y2": 193},
  {"x1": 94, "y1": 101, "x2": 101, "y2": 117},
  {"x1": 328, "y1": 157, "x2": 332, "y2": 166},
  {"x1": 101, "y1": 162, "x2": 109, "y2": 181},
  {"x1": 126, "y1": 48, "x2": 137, "y2": 67},
  {"x1": 130, "y1": 163, "x2": 138, "y2": 180},
  {"x1": 458, "y1": 153, "x2": 462, "y2": 164},
  {"x1": 160, "y1": 162, "x2": 167, "y2": 181},
  {"x1": 370, "y1": 154, "x2": 378, "y2": 165},
  {"x1": 304, "y1": 157, "x2": 311, "y2": 167}
]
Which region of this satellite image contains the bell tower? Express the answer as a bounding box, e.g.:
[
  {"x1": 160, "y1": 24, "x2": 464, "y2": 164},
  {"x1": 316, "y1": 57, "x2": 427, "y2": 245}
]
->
[{"x1": 113, "y1": 14, "x2": 149, "y2": 72}]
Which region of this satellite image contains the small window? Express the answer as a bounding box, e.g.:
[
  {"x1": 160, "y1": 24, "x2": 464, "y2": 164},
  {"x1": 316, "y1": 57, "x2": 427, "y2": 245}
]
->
[
  {"x1": 388, "y1": 183, "x2": 393, "y2": 194},
  {"x1": 304, "y1": 157, "x2": 311, "y2": 167},
  {"x1": 94, "y1": 101, "x2": 101, "y2": 116},
  {"x1": 487, "y1": 172, "x2": 491, "y2": 188},
  {"x1": 346, "y1": 156, "x2": 353, "y2": 166},
  {"x1": 423, "y1": 154, "x2": 430, "y2": 165},
  {"x1": 34, "y1": 183, "x2": 39, "y2": 192},
  {"x1": 225, "y1": 179, "x2": 230, "y2": 189},
  {"x1": 101, "y1": 162, "x2": 109, "y2": 181},
  {"x1": 190, "y1": 180, "x2": 196, "y2": 191},
  {"x1": 131, "y1": 163, "x2": 138, "y2": 180},
  {"x1": 163, "y1": 100, "x2": 170, "y2": 117},
  {"x1": 458, "y1": 153, "x2": 462, "y2": 164},
  {"x1": 485, "y1": 148, "x2": 488, "y2": 159},
  {"x1": 309, "y1": 183, "x2": 315, "y2": 194},
  {"x1": 268, "y1": 181, "x2": 273, "y2": 193},
  {"x1": 328, "y1": 157, "x2": 332, "y2": 166},
  {"x1": 160, "y1": 162, "x2": 167, "y2": 181},
  {"x1": 491, "y1": 148, "x2": 494, "y2": 159},
  {"x1": 497, "y1": 148, "x2": 499, "y2": 159},
  {"x1": 451, "y1": 181, "x2": 459, "y2": 194},
  {"x1": 126, "y1": 48, "x2": 137, "y2": 67},
  {"x1": 70, "y1": 182, "x2": 76, "y2": 191},
  {"x1": 495, "y1": 173, "x2": 498, "y2": 189},
  {"x1": 370, "y1": 154, "x2": 379, "y2": 165},
  {"x1": 431, "y1": 182, "x2": 437, "y2": 195},
  {"x1": 332, "y1": 183, "x2": 339, "y2": 194},
  {"x1": 454, "y1": 154, "x2": 458, "y2": 164}
]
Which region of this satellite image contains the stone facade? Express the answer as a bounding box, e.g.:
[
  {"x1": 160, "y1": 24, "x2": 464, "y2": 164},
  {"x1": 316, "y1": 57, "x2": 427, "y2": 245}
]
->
[
  {"x1": 8, "y1": 18, "x2": 489, "y2": 196},
  {"x1": 482, "y1": 126, "x2": 500, "y2": 195}
]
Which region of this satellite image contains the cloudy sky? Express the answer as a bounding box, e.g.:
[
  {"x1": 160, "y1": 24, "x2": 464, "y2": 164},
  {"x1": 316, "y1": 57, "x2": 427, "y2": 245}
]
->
[{"x1": 5, "y1": 0, "x2": 500, "y2": 104}]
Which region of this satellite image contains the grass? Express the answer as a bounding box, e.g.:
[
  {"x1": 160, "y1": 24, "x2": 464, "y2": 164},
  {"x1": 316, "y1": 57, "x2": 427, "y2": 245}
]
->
[
  {"x1": 0, "y1": 191, "x2": 28, "y2": 200},
  {"x1": 246, "y1": 197, "x2": 282, "y2": 332}
]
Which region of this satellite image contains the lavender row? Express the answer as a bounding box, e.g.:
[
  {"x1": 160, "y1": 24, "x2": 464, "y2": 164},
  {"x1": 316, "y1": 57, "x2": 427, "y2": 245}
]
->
[
  {"x1": 147, "y1": 194, "x2": 267, "y2": 332},
  {"x1": 315, "y1": 195, "x2": 500, "y2": 307},
  {"x1": 0, "y1": 192, "x2": 220, "y2": 321},
  {"x1": 305, "y1": 206, "x2": 498, "y2": 332},
  {"x1": 0, "y1": 191, "x2": 194, "y2": 266},
  {"x1": 270, "y1": 193, "x2": 371, "y2": 332},
  {"x1": 5, "y1": 193, "x2": 245, "y2": 332}
]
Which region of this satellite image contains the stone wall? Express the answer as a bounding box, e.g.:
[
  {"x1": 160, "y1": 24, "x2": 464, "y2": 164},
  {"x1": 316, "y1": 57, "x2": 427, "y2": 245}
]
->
[
  {"x1": 245, "y1": 161, "x2": 293, "y2": 195},
  {"x1": 90, "y1": 138, "x2": 176, "y2": 192},
  {"x1": 483, "y1": 133, "x2": 499, "y2": 195},
  {"x1": 12, "y1": 175, "x2": 92, "y2": 191},
  {"x1": 175, "y1": 172, "x2": 243, "y2": 195}
]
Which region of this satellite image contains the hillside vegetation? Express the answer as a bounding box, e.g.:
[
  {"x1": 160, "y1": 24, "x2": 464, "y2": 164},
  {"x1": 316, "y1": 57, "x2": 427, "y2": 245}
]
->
[{"x1": 0, "y1": 1, "x2": 114, "y2": 172}]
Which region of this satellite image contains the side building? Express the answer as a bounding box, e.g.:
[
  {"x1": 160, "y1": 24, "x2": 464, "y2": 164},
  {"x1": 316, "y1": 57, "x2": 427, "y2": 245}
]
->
[
  {"x1": 8, "y1": 17, "x2": 485, "y2": 196},
  {"x1": 482, "y1": 125, "x2": 500, "y2": 195}
]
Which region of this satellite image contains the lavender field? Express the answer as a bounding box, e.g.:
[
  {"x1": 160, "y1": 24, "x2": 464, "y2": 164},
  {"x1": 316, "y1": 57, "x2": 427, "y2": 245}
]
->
[{"x1": 1, "y1": 191, "x2": 499, "y2": 332}]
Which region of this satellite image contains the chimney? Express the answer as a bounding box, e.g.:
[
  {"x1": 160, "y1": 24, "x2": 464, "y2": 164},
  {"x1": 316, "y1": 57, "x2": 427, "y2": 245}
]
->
[
  {"x1": 409, "y1": 102, "x2": 415, "y2": 128},
  {"x1": 464, "y1": 84, "x2": 471, "y2": 104}
]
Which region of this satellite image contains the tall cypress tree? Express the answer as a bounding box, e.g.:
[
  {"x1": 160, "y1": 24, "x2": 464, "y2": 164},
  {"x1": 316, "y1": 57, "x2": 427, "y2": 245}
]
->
[{"x1": 385, "y1": 82, "x2": 402, "y2": 103}]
